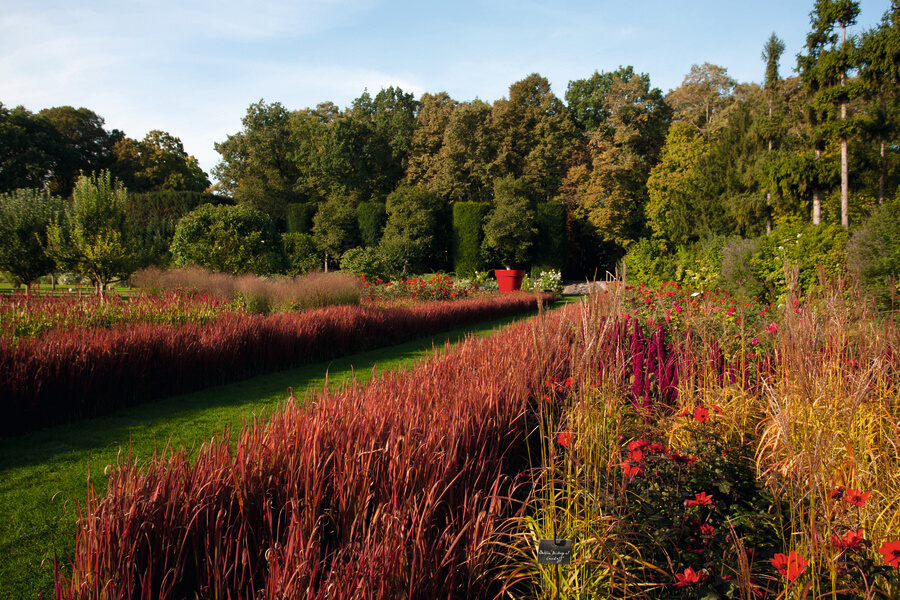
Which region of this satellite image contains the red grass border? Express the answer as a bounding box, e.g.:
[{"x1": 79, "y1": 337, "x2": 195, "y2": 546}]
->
[{"x1": 0, "y1": 294, "x2": 551, "y2": 436}]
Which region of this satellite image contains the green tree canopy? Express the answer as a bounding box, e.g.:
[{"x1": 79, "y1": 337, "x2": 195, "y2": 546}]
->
[
  {"x1": 312, "y1": 193, "x2": 359, "y2": 270},
  {"x1": 45, "y1": 171, "x2": 136, "y2": 294},
  {"x1": 38, "y1": 106, "x2": 123, "y2": 197},
  {"x1": 377, "y1": 185, "x2": 449, "y2": 274},
  {"x1": 213, "y1": 100, "x2": 302, "y2": 225},
  {"x1": 0, "y1": 104, "x2": 68, "y2": 193},
  {"x1": 492, "y1": 74, "x2": 580, "y2": 200},
  {"x1": 666, "y1": 63, "x2": 737, "y2": 136},
  {"x1": 0, "y1": 188, "x2": 67, "y2": 292},
  {"x1": 481, "y1": 175, "x2": 536, "y2": 269},
  {"x1": 114, "y1": 130, "x2": 209, "y2": 194}
]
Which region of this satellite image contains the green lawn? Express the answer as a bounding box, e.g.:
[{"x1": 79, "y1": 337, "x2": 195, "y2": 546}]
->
[{"x1": 0, "y1": 303, "x2": 576, "y2": 600}]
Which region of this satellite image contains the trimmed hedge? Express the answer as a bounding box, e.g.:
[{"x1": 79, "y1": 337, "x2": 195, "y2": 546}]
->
[
  {"x1": 532, "y1": 202, "x2": 567, "y2": 275},
  {"x1": 127, "y1": 191, "x2": 232, "y2": 267},
  {"x1": 357, "y1": 201, "x2": 387, "y2": 248},
  {"x1": 452, "y1": 202, "x2": 490, "y2": 276}
]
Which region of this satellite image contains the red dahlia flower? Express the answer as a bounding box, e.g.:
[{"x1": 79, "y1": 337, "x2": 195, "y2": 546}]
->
[
  {"x1": 686, "y1": 492, "x2": 713, "y2": 507},
  {"x1": 844, "y1": 488, "x2": 870, "y2": 507},
  {"x1": 878, "y1": 540, "x2": 900, "y2": 568},
  {"x1": 674, "y1": 566, "x2": 703, "y2": 587},
  {"x1": 771, "y1": 551, "x2": 808, "y2": 582},
  {"x1": 831, "y1": 529, "x2": 864, "y2": 552}
]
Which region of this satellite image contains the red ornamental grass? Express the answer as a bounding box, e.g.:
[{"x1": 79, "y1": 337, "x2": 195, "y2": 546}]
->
[
  {"x1": 674, "y1": 566, "x2": 703, "y2": 587},
  {"x1": 2, "y1": 294, "x2": 549, "y2": 435},
  {"x1": 54, "y1": 303, "x2": 578, "y2": 599},
  {"x1": 879, "y1": 540, "x2": 900, "y2": 568},
  {"x1": 771, "y1": 551, "x2": 808, "y2": 582}
]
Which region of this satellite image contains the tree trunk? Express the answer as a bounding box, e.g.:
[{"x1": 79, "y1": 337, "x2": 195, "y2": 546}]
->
[
  {"x1": 840, "y1": 25, "x2": 849, "y2": 229},
  {"x1": 841, "y1": 133, "x2": 849, "y2": 229},
  {"x1": 813, "y1": 148, "x2": 822, "y2": 225}
]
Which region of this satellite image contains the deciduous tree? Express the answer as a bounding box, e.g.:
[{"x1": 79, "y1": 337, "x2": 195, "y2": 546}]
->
[
  {"x1": 45, "y1": 171, "x2": 136, "y2": 296},
  {"x1": 114, "y1": 130, "x2": 209, "y2": 193},
  {"x1": 0, "y1": 188, "x2": 66, "y2": 292}
]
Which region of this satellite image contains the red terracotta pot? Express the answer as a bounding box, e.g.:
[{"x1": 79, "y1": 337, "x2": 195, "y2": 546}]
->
[{"x1": 495, "y1": 269, "x2": 526, "y2": 293}]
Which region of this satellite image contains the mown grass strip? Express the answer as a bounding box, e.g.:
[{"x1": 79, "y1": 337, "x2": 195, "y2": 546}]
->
[{"x1": 0, "y1": 302, "x2": 572, "y2": 600}]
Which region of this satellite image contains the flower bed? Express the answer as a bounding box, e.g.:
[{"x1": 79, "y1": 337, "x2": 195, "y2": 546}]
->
[
  {"x1": 360, "y1": 273, "x2": 475, "y2": 303},
  {"x1": 52, "y1": 280, "x2": 900, "y2": 598},
  {"x1": 0, "y1": 293, "x2": 551, "y2": 436}
]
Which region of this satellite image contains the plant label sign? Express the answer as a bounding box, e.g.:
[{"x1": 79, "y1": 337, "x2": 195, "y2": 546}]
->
[{"x1": 537, "y1": 539, "x2": 572, "y2": 565}]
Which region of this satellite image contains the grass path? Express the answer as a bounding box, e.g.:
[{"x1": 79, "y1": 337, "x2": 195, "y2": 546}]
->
[{"x1": 0, "y1": 304, "x2": 568, "y2": 600}]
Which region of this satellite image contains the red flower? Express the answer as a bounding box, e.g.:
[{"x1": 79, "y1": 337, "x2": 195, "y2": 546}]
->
[
  {"x1": 831, "y1": 529, "x2": 864, "y2": 551},
  {"x1": 674, "y1": 566, "x2": 703, "y2": 587},
  {"x1": 629, "y1": 448, "x2": 645, "y2": 462},
  {"x1": 686, "y1": 492, "x2": 713, "y2": 507},
  {"x1": 622, "y1": 460, "x2": 643, "y2": 477},
  {"x1": 878, "y1": 540, "x2": 900, "y2": 568},
  {"x1": 693, "y1": 406, "x2": 709, "y2": 423},
  {"x1": 768, "y1": 322, "x2": 779, "y2": 334},
  {"x1": 829, "y1": 488, "x2": 844, "y2": 500},
  {"x1": 844, "y1": 488, "x2": 870, "y2": 507},
  {"x1": 711, "y1": 404, "x2": 724, "y2": 415},
  {"x1": 668, "y1": 450, "x2": 697, "y2": 464},
  {"x1": 627, "y1": 438, "x2": 650, "y2": 452},
  {"x1": 557, "y1": 431, "x2": 574, "y2": 448},
  {"x1": 771, "y1": 551, "x2": 808, "y2": 582},
  {"x1": 700, "y1": 523, "x2": 715, "y2": 537}
]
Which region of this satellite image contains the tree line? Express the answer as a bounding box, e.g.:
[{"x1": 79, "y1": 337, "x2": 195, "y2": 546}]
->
[{"x1": 2, "y1": 0, "x2": 899, "y2": 290}]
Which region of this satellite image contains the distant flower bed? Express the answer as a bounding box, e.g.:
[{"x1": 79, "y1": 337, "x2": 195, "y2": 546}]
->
[{"x1": 360, "y1": 273, "x2": 476, "y2": 303}]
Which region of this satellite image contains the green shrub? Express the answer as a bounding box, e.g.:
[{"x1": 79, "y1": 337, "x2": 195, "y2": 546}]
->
[
  {"x1": 452, "y1": 202, "x2": 490, "y2": 276},
  {"x1": 532, "y1": 202, "x2": 567, "y2": 275},
  {"x1": 846, "y1": 197, "x2": 900, "y2": 307},
  {"x1": 357, "y1": 201, "x2": 387, "y2": 248},
  {"x1": 721, "y1": 237, "x2": 766, "y2": 300},
  {"x1": 622, "y1": 238, "x2": 677, "y2": 287},
  {"x1": 171, "y1": 204, "x2": 287, "y2": 275},
  {"x1": 312, "y1": 193, "x2": 359, "y2": 268},
  {"x1": 283, "y1": 232, "x2": 321, "y2": 276},
  {"x1": 285, "y1": 202, "x2": 318, "y2": 234},
  {"x1": 622, "y1": 236, "x2": 724, "y2": 291},
  {"x1": 340, "y1": 246, "x2": 386, "y2": 279},
  {"x1": 751, "y1": 222, "x2": 847, "y2": 303}
]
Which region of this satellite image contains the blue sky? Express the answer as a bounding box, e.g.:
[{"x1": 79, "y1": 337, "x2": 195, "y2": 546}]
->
[{"x1": 1, "y1": 0, "x2": 893, "y2": 180}]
